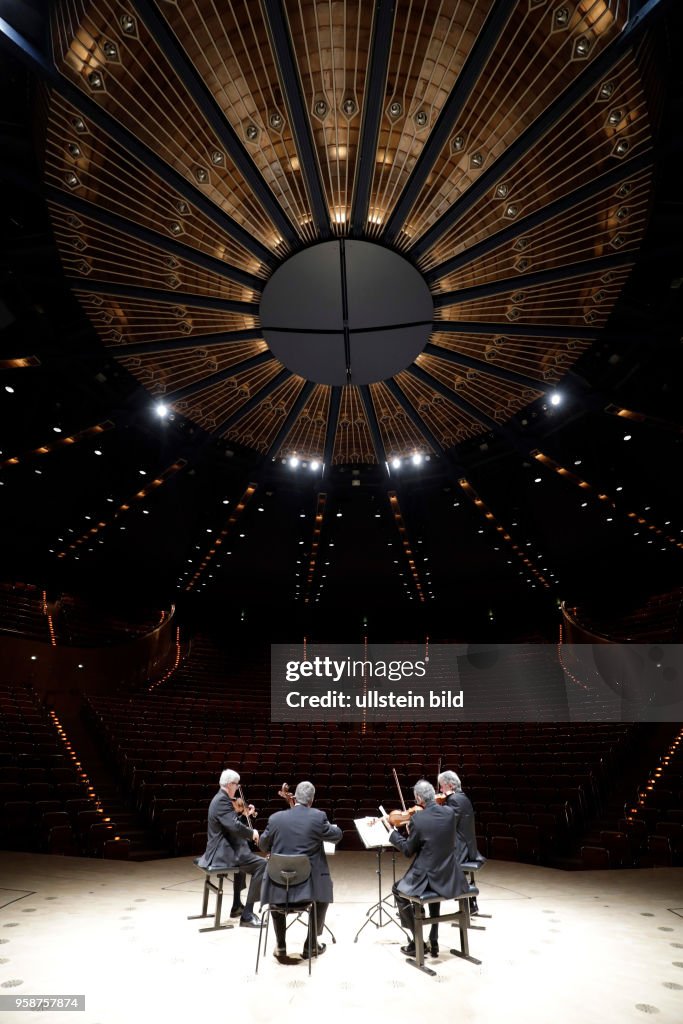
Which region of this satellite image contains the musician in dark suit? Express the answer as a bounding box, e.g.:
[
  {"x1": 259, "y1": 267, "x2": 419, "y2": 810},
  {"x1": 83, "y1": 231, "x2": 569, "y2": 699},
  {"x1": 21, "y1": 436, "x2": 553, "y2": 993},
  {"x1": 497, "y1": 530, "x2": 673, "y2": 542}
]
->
[
  {"x1": 259, "y1": 780, "x2": 342, "y2": 961},
  {"x1": 385, "y1": 779, "x2": 469, "y2": 957},
  {"x1": 438, "y1": 769, "x2": 485, "y2": 914},
  {"x1": 197, "y1": 768, "x2": 265, "y2": 927}
]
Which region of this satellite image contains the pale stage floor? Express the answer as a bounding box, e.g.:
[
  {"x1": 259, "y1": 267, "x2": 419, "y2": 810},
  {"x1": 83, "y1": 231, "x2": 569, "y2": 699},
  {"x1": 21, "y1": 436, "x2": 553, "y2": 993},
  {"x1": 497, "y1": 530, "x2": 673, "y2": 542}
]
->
[{"x1": 0, "y1": 851, "x2": 682, "y2": 1024}]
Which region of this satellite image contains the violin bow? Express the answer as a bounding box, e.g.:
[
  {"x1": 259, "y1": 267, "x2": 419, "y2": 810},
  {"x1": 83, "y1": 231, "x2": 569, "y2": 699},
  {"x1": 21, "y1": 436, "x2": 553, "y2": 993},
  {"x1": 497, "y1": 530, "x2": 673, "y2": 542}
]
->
[
  {"x1": 392, "y1": 766, "x2": 408, "y2": 812},
  {"x1": 237, "y1": 782, "x2": 255, "y2": 827}
]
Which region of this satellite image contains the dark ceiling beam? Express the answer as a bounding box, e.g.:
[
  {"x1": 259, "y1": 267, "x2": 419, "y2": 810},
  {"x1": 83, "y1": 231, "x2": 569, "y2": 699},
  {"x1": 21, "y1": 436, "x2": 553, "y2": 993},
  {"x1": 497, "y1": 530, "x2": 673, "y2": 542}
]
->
[
  {"x1": 358, "y1": 385, "x2": 389, "y2": 466},
  {"x1": 265, "y1": 380, "x2": 316, "y2": 460},
  {"x1": 213, "y1": 367, "x2": 291, "y2": 436},
  {"x1": 423, "y1": 343, "x2": 550, "y2": 392},
  {"x1": 349, "y1": 0, "x2": 397, "y2": 235},
  {"x1": 102, "y1": 329, "x2": 264, "y2": 357},
  {"x1": 262, "y1": 0, "x2": 331, "y2": 237},
  {"x1": 163, "y1": 351, "x2": 277, "y2": 402},
  {"x1": 432, "y1": 250, "x2": 635, "y2": 307},
  {"x1": 323, "y1": 386, "x2": 342, "y2": 471},
  {"x1": 406, "y1": 364, "x2": 500, "y2": 434},
  {"x1": 69, "y1": 279, "x2": 259, "y2": 316},
  {"x1": 47, "y1": 187, "x2": 264, "y2": 292},
  {"x1": 408, "y1": 0, "x2": 670, "y2": 260},
  {"x1": 424, "y1": 152, "x2": 652, "y2": 284},
  {"x1": 0, "y1": 17, "x2": 276, "y2": 269},
  {"x1": 433, "y1": 320, "x2": 597, "y2": 341},
  {"x1": 130, "y1": 0, "x2": 298, "y2": 250},
  {"x1": 383, "y1": 377, "x2": 447, "y2": 456},
  {"x1": 382, "y1": 0, "x2": 513, "y2": 245}
]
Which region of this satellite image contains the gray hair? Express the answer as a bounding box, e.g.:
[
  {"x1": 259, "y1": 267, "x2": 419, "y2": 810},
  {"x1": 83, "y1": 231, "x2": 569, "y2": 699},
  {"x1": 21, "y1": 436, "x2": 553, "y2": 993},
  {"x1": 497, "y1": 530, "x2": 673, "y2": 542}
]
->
[
  {"x1": 438, "y1": 770, "x2": 462, "y2": 792},
  {"x1": 413, "y1": 779, "x2": 436, "y2": 806},
  {"x1": 295, "y1": 781, "x2": 315, "y2": 806},
  {"x1": 220, "y1": 768, "x2": 240, "y2": 788}
]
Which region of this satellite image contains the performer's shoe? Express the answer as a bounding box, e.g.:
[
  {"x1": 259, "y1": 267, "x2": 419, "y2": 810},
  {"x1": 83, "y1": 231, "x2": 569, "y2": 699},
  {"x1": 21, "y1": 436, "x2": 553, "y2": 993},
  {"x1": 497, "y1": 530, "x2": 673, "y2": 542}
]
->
[
  {"x1": 302, "y1": 942, "x2": 326, "y2": 958},
  {"x1": 239, "y1": 913, "x2": 261, "y2": 928},
  {"x1": 400, "y1": 943, "x2": 416, "y2": 957},
  {"x1": 230, "y1": 902, "x2": 245, "y2": 918},
  {"x1": 273, "y1": 947, "x2": 288, "y2": 963},
  {"x1": 429, "y1": 942, "x2": 439, "y2": 957}
]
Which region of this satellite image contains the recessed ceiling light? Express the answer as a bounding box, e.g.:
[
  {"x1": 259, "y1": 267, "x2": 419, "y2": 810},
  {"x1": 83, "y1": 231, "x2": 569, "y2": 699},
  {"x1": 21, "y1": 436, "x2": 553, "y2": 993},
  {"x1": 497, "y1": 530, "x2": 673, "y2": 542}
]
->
[
  {"x1": 534, "y1": 477, "x2": 542, "y2": 483},
  {"x1": 5, "y1": 386, "x2": 15, "y2": 394},
  {"x1": 94, "y1": 450, "x2": 102, "y2": 456},
  {"x1": 53, "y1": 426, "x2": 62, "y2": 433},
  {"x1": 623, "y1": 434, "x2": 631, "y2": 441}
]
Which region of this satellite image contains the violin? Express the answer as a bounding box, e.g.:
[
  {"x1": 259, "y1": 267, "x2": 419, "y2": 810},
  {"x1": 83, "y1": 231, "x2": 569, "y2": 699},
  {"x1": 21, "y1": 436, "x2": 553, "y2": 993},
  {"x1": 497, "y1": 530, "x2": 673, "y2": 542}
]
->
[
  {"x1": 278, "y1": 782, "x2": 296, "y2": 808},
  {"x1": 386, "y1": 805, "x2": 421, "y2": 828}
]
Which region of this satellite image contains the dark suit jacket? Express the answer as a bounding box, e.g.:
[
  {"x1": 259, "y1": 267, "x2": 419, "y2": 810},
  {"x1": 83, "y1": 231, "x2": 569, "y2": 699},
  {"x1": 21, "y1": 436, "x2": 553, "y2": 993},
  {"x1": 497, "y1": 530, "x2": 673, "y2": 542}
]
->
[
  {"x1": 196, "y1": 789, "x2": 255, "y2": 869},
  {"x1": 389, "y1": 802, "x2": 469, "y2": 898},
  {"x1": 446, "y1": 791, "x2": 486, "y2": 865},
  {"x1": 259, "y1": 804, "x2": 342, "y2": 904}
]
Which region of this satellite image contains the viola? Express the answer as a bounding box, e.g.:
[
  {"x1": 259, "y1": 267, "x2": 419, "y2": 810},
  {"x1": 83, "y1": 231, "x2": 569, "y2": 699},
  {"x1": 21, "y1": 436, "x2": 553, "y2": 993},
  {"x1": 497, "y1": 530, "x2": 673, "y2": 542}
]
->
[
  {"x1": 386, "y1": 805, "x2": 421, "y2": 828},
  {"x1": 278, "y1": 782, "x2": 296, "y2": 808}
]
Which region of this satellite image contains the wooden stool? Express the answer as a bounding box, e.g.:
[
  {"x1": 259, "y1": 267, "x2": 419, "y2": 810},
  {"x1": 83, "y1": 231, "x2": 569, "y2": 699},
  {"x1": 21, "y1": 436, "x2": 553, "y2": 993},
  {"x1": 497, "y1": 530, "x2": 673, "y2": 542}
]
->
[
  {"x1": 188, "y1": 863, "x2": 235, "y2": 932},
  {"x1": 405, "y1": 890, "x2": 481, "y2": 976}
]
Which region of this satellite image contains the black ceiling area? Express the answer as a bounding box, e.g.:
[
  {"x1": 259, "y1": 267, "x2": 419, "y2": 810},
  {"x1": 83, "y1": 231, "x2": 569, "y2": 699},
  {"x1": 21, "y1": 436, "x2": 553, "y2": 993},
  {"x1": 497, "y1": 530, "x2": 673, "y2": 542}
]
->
[{"x1": 0, "y1": 0, "x2": 681, "y2": 638}]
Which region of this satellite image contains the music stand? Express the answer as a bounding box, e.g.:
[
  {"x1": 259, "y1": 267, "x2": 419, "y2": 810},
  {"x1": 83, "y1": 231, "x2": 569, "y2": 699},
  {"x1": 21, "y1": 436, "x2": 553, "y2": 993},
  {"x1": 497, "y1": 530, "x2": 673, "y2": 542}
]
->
[{"x1": 353, "y1": 816, "x2": 410, "y2": 943}]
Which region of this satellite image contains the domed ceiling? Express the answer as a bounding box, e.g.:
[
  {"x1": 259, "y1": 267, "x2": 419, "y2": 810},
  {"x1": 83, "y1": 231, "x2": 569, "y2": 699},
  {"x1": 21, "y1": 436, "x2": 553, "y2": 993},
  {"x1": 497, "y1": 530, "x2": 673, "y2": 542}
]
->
[{"x1": 45, "y1": 0, "x2": 654, "y2": 467}]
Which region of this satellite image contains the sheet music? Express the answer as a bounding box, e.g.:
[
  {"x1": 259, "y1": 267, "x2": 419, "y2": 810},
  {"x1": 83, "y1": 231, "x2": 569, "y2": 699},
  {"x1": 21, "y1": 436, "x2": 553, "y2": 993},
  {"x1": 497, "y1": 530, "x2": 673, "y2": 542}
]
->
[
  {"x1": 323, "y1": 841, "x2": 336, "y2": 855},
  {"x1": 354, "y1": 816, "x2": 394, "y2": 849}
]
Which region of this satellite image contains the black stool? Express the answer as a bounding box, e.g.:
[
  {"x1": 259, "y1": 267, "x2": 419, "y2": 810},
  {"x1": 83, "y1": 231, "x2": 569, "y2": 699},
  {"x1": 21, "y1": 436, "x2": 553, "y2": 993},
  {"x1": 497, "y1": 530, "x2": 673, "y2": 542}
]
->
[
  {"x1": 460, "y1": 860, "x2": 491, "y2": 929},
  {"x1": 405, "y1": 890, "x2": 481, "y2": 976},
  {"x1": 188, "y1": 862, "x2": 235, "y2": 932}
]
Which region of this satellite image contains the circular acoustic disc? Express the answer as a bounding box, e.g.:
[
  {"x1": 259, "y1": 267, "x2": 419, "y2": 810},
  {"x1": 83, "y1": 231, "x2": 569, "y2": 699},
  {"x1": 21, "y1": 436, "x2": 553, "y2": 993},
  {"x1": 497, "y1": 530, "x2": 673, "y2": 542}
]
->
[{"x1": 260, "y1": 239, "x2": 433, "y2": 385}]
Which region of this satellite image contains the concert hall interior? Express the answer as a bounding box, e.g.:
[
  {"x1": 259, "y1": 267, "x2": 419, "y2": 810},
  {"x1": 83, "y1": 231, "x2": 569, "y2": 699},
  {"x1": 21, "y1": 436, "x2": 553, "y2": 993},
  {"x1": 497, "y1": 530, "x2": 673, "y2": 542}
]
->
[{"x1": 0, "y1": 1, "x2": 682, "y2": 1021}]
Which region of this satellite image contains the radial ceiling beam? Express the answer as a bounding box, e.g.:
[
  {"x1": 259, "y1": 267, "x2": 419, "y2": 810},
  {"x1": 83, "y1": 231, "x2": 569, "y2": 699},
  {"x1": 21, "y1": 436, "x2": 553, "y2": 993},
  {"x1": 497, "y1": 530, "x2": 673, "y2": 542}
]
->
[
  {"x1": 383, "y1": 378, "x2": 447, "y2": 456},
  {"x1": 382, "y1": 0, "x2": 513, "y2": 245},
  {"x1": 323, "y1": 386, "x2": 342, "y2": 471},
  {"x1": 130, "y1": 0, "x2": 298, "y2": 250},
  {"x1": 409, "y1": 0, "x2": 670, "y2": 259},
  {"x1": 262, "y1": 0, "x2": 332, "y2": 237},
  {"x1": 0, "y1": 17, "x2": 276, "y2": 268},
  {"x1": 424, "y1": 152, "x2": 652, "y2": 284},
  {"x1": 406, "y1": 364, "x2": 500, "y2": 434},
  {"x1": 349, "y1": 0, "x2": 397, "y2": 235},
  {"x1": 164, "y1": 351, "x2": 277, "y2": 402},
  {"x1": 48, "y1": 188, "x2": 264, "y2": 292},
  {"x1": 70, "y1": 279, "x2": 259, "y2": 316},
  {"x1": 433, "y1": 320, "x2": 597, "y2": 341},
  {"x1": 432, "y1": 251, "x2": 635, "y2": 307},
  {"x1": 358, "y1": 385, "x2": 389, "y2": 466},
  {"x1": 213, "y1": 367, "x2": 292, "y2": 436},
  {"x1": 265, "y1": 380, "x2": 317, "y2": 460},
  {"x1": 101, "y1": 329, "x2": 264, "y2": 357},
  {"x1": 423, "y1": 343, "x2": 550, "y2": 392}
]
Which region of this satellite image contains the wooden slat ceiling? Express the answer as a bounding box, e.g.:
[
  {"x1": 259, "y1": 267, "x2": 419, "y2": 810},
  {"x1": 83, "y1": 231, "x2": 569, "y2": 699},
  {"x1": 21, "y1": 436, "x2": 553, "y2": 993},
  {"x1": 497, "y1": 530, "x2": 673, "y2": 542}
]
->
[{"x1": 46, "y1": 0, "x2": 652, "y2": 465}]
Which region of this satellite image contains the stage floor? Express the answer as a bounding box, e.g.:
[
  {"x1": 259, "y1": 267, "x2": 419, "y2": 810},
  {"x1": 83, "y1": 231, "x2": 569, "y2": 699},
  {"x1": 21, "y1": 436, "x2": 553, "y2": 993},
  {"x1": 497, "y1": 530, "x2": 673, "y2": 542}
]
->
[{"x1": 0, "y1": 851, "x2": 682, "y2": 1024}]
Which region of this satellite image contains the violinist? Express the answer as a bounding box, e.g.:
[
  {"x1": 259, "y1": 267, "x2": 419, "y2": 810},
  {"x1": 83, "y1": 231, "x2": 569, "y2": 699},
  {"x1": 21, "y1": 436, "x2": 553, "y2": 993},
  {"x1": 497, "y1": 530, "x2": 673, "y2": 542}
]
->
[
  {"x1": 196, "y1": 768, "x2": 265, "y2": 927},
  {"x1": 437, "y1": 770, "x2": 486, "y2": 915},
  {"x1": 383, "y1": 779, "x2": 469, "y2": 959}
]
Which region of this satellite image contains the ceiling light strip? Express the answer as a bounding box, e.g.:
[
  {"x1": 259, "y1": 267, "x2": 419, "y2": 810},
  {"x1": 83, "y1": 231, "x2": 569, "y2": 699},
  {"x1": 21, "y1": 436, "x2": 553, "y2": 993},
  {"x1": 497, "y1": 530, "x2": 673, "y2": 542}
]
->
[
  {"x1": 0, "y1": 420, "x2": 115, "y2": 470},
  {"x1": 55, "y1": 458, "x2": 187, "y2": 559},
  {"x1": 605, "y1": 404, "x2": 683, "y2": 435},
  {"x1": 303, "y1": 493, "x2": 327, "y2": 606},
  {"x1": 531, "y1": 450, "x2": 683, "y2": 552},
  {"x1": 387, "y1": 491, "x2": 425, "y2": 603},
  {"x1": 185, "y1": 482, "x2": 258, "y2": 591},
  {"x1": 0, "y1": 356, "x2": 40, "y2": 368},
  {"x1": 458, "y1": 478, "x2": 552, "y2": 589}
]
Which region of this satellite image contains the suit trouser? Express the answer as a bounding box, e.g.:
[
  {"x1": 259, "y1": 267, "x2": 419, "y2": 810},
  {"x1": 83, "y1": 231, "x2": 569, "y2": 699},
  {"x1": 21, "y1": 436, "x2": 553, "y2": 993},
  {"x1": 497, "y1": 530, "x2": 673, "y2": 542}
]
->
[
  {"x1": 270, "y1": 901, "x2": 328, "y2": 950},
  {"x1": 234, "y1": 853, "x2": 266, "y2": 911},
  {"x1": 392, "y1": 884, "x2": 440, "y2": 942}
]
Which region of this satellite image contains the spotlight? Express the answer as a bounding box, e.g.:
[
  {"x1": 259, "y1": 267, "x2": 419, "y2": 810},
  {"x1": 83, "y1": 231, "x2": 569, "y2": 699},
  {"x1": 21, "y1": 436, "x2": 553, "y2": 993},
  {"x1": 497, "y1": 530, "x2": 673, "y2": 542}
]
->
[
  {"x1": 412, "y1": 453, "x2": 423, "y2": 465},
  {"x1": 549, "y1": 392, "x2": 562, "y2": 407},
  {"x1": 310, "y1": 460, "x2": 320, "y2": 471},
  {"x1": 289, "y1": 456, "x2": 299, "y2": 467},
  {"x1": 391, "y1": 457, "x2": 401, "y2": 469},
  {"x1": 155, "y1": 401, "x2": 169, "y2": 418}
]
